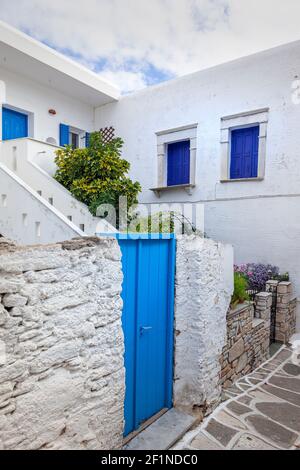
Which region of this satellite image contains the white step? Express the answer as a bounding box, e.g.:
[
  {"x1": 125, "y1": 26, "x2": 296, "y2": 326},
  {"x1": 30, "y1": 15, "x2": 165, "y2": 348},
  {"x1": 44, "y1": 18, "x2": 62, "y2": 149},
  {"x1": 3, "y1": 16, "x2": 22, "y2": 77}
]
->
[{"x1": 124, "y1": 408, "x2": 198, "y2": 451}]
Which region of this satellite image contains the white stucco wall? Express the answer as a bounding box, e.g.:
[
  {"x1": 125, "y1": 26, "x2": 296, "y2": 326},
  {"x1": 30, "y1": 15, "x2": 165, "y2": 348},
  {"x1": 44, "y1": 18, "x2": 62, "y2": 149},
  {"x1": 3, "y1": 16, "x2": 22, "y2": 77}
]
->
[
  {"x1": 0, "y1": 237, "x2": 124, "y2": 450},
  {"x1": 0, "y1": 140, "x2": 115, "y2": 237},
  {"x1": 205, "y1": 197, "x2": 300, "y2": 332},
  {"x1": 205, "y1": 196, "x2": 300, "y2": 288},
  {"x1": 174, "y1": 236, "x2": 233, "y2": 412},
  {"x1": 95, "y1": 41, "x2": 300, "y2": 204},
  {"x1": 95, "y1": 41, "x2": 300, "y2": 328},
  {"x1": 0, "y1": 71, "x2": 115, "y2": 239},
  {"x1": 0, "y1": 163, "x2": 85, "y2": 245},
  {"x1": 0, "y1": 67, "x2": 94, "y2": 144}
]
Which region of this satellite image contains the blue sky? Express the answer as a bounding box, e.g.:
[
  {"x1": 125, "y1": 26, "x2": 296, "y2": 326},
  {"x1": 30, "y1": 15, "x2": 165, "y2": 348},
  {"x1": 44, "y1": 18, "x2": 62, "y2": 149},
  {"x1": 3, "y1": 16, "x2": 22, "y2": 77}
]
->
[{"x1": 0, "y1": 0, "x2": 300, "y2": 93}]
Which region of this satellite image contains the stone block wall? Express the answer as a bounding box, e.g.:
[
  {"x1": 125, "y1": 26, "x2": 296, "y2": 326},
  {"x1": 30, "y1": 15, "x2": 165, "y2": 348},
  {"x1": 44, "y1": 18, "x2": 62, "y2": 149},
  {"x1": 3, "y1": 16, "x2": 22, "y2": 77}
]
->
[
  {"x1": 219, "y1": 280, "x2": 297, "y2": 389},
  {"x1": 220, "y1": 296, "x2": 271, "y2": 389},
  {"x1": 271, "y1": 281, "x2": 297, "y2": 343},
  {"x1": 0, "y1": 237, "x2": 125, "y2": 450}
]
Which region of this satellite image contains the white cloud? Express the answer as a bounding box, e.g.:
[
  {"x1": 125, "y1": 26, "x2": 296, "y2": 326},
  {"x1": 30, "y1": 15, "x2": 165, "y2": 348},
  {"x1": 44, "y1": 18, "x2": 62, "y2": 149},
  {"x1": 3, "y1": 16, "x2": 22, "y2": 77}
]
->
[
  {"x1": 99, "y1": 69, "x2": 147, "y2": 94},
  {"x1": 0, "y1": 0, "x2": 300, "y2": 93}
]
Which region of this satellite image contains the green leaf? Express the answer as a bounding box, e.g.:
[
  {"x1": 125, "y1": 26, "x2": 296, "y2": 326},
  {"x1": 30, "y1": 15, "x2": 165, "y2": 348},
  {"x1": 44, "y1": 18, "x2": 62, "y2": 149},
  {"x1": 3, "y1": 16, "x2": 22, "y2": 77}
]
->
[{"x1": 54, "y1": 131, "x2": 141, "y2": 228}]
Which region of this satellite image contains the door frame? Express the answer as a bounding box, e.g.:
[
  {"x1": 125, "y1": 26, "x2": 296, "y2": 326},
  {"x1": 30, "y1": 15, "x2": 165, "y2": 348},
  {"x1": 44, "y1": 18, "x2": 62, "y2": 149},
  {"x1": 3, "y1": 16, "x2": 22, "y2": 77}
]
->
[{"x1": 104, "y1": 233, "x2": 176, "y2": 434}]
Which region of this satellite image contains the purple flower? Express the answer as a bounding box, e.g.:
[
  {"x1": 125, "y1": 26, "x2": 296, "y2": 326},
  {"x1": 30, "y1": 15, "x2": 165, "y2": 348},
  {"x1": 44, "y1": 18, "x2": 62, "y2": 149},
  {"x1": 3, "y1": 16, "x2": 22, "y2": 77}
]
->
[{"x1": 235, "y1": 263, "x2": 280, "y2": 291}]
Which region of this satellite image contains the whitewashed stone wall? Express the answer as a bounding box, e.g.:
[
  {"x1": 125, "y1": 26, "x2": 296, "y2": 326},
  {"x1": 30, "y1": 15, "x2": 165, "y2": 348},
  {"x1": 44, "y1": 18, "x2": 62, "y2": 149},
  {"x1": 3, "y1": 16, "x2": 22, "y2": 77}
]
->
[
  {"x1": 174, "y1": 236, "x2": 233, "y2": 414},
  {"x1": 0, "y1": 237, "x2": 125, "y2": 450}
]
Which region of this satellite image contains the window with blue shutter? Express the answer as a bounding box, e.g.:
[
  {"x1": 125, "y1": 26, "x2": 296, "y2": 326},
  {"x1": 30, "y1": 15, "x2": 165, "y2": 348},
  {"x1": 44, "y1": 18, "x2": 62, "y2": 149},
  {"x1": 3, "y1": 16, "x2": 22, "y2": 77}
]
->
[
  {"x1": 2, "y1": 107, "x2": 28, "y2": 141},
  {"x1": 167, "y1": 141, "x2": 190, "y2": 186},
  {"x1": 85, "y1": 132, "x2": 91, "y2": 148},
  {"x1": 230, "y1": 126, "x2": 259, "y2": 179},
  {"x1": 59, "y1": 124, "x2": 70, "y2": 147}
]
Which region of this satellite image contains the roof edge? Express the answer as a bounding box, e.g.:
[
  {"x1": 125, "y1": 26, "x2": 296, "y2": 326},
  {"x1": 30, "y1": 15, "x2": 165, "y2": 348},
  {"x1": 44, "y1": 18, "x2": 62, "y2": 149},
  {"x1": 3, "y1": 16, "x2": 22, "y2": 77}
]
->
[{"x1": 0, "y1": 20, "x2": 120, "y2": 101}]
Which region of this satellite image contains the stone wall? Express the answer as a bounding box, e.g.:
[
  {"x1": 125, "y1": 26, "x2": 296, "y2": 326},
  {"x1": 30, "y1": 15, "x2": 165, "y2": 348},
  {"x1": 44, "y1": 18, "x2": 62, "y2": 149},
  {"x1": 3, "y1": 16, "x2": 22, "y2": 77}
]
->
[
  {"x1": 0, "y1": 237, "x2": 125, "y2": 450},
  {"x1": 220, "y1": 297, "x2": 271, "y2": 389},
  {"x1": 174, "y1": 236, "x2": 234, "y2": 413},
  {"x1": 219, "y1": 281, "x2": 297, "y2": 389},
  {"x1": 267, "y1": 281, "x2": 297, "y2": 344}
]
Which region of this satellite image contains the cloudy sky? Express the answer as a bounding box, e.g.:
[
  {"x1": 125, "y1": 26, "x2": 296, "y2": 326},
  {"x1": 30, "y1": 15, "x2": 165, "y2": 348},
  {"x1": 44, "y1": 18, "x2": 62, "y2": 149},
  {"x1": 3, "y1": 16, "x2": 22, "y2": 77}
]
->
[{"x1": 0, "y1": 0, "x2": 300, "y2": 94}]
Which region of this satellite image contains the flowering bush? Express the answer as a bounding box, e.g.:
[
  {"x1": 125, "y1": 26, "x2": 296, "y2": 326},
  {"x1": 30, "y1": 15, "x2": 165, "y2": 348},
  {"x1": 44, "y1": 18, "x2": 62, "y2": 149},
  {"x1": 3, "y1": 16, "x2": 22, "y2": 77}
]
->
[{"x1": 234, "y1": 263, "x2": 280, "y2": 291}]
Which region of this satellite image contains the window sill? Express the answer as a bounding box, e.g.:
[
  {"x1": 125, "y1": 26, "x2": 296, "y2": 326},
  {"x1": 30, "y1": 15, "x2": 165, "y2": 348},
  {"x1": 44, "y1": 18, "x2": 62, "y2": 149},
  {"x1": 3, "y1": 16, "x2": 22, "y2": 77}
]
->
[
  {"x1": 150, "y1": 184, "x2": 195, "y2": 197},
  {"x1": 220, "y1": 177, "x2": 264, "y2": 183}
]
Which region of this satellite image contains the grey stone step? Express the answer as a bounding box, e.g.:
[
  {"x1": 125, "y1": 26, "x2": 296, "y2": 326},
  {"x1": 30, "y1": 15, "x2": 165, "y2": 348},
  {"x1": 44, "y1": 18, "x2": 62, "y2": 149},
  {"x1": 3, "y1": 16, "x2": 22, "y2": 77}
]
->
[{"x1": 124, "y1": 408, "x2": 198, "y2": 451}]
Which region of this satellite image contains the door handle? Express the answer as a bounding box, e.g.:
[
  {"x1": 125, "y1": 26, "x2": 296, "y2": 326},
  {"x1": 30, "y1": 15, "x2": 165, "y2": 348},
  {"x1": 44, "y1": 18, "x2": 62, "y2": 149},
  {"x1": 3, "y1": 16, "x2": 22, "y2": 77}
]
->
[{"x1": 140, "y1": 326, "x2": 153, "y2": 335}]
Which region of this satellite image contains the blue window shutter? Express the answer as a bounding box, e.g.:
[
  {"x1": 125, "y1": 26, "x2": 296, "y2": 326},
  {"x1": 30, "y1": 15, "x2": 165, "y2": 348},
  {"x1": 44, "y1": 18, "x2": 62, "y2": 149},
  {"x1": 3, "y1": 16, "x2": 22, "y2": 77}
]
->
[
  {"x1": 230, "y1": 126, "x2": 259, "y2": 179},
  {"x1": 167, "y1": 141, "x2": 190, "y2": 186},
  {"x1": 59, "y1": 124, "x2": 69, "y2": 147},
  {"x1": 2, "y1": 107, "x2": 28, "y2": 141},
  {"x1": 85, "y1": 132, "x2": 91, "y2": 148}
]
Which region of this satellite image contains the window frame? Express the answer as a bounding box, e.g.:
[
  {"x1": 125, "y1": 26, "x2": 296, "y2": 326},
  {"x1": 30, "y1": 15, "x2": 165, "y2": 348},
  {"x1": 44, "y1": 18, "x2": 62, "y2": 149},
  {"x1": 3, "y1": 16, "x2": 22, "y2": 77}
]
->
[
  {"x1": 220, "y1": 108, "x2": 269, "y2": 182},
  {"x1": 2, "y1": 104, "x2": 34, "y2": 140},
  {"x1": 70, "y1": 131, "x2": 79, "y2": 149},
  {"x1": 69, "y1": 126, "x2": 85, "y2": 149},
  {"x1": 153, "y1": 124, "x2": 198, "y2": 195}
]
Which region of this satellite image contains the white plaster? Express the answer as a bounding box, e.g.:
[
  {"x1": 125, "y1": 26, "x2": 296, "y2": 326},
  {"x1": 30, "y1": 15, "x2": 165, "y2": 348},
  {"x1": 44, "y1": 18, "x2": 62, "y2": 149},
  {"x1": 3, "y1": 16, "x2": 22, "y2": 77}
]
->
[
  {"x1": 221, "y1": 108, "x2": 269, "y2": 129},
  {"x1": 0, "y1": 139, "x2": 115, "y2": 237},
  {"x1": 0, "y1": 163, "x2": 84, "y2": 245},
  {"x1": 0, "y1": 67, "x2": 94, "y2": 143},
  {"x1": 0, "y1": 44, "x2": 116, "y2": 241},
  {"x1": 204, "y1": 196, "x2": 300, "y2": 334},
  {"x1": 174, "y1": 235, "x2": 233, "y2": 411},
  {"x1": 0, "y1": 80, "x2": 6, "y2": 102}
]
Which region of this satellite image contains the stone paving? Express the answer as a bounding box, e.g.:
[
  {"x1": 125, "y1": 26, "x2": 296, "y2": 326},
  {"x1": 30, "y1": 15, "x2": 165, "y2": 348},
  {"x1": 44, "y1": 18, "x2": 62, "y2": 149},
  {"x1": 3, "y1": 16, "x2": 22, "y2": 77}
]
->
[{"x1": 175, "y1": 346, "x2": 300, "y2": 450}]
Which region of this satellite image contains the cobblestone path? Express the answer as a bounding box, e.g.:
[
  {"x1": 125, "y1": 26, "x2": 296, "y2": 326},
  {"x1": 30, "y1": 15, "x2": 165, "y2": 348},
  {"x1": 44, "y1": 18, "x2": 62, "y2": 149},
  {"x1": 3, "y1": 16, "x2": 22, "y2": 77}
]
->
[{"x1": 175, "y1": 346, "x2": 300, "y2": 450}]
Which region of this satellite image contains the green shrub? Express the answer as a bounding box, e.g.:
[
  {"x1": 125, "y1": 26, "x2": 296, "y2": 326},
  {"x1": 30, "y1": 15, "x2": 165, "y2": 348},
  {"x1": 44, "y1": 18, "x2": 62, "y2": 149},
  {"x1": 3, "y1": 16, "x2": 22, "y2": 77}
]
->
[
  {"x1": 54, "y1": 132, "x2": 141, "y2": 227},
  {"x1": 231, "y1": 273, "x2": 250, "y2": 308}
]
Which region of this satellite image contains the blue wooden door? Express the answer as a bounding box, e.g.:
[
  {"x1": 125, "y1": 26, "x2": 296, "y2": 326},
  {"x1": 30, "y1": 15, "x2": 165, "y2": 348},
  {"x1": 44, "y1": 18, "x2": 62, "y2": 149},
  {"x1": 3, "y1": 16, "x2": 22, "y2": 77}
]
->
[
  {"x1": 117, "y1": 234, "x2": 176, "y2": 436},
  {"x1": 2, "y1": 107, "x2": 28, "y2": 141}
]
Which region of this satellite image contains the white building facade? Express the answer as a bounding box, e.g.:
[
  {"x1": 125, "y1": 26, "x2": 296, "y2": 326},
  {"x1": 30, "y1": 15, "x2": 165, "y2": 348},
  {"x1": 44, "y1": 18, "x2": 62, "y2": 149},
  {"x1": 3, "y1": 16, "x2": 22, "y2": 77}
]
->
[
  {"x1": 95, "y1": 41, "x2": 300, "y2": 329},
  {"x1": 0, "y1": 20, "x2": 299, "y2": 329},
  {"x1": 0, "y1": 21, "x2": 119, "y2": 243}
]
